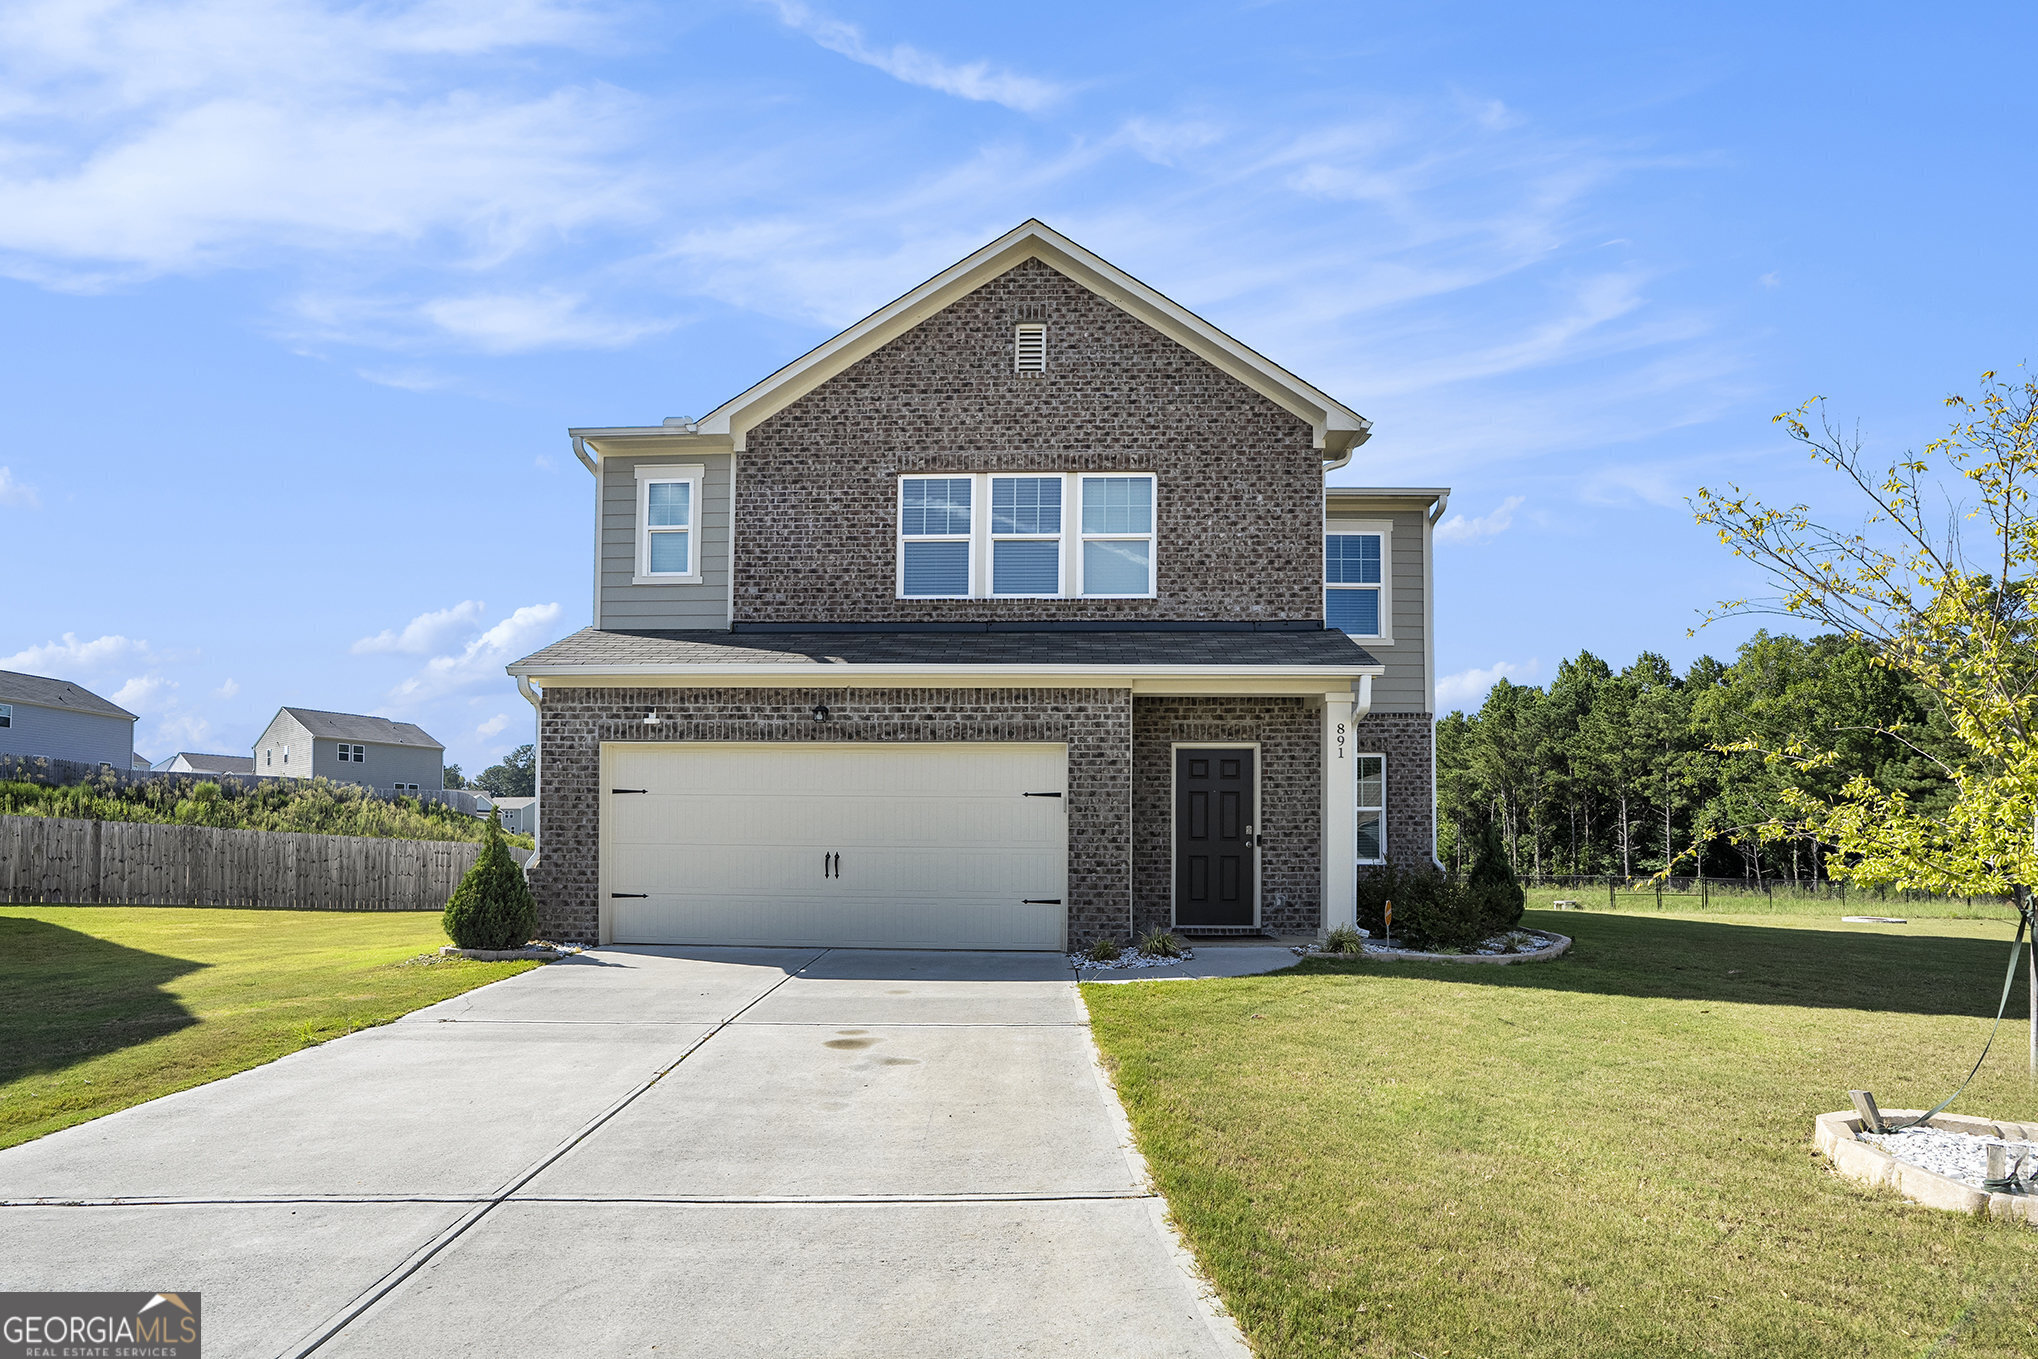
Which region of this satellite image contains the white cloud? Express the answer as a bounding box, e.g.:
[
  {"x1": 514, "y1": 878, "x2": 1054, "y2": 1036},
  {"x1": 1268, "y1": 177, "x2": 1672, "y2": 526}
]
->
[
  {"x1": 353, "y1": 600, "x2": 488, "y2": 656},
  {"x1": 417, "y1": 290, "x2": 673, "y2": 354},
  {"x1": 756, "y1": 1, "x2": 1065, "y2": 114},
  {"x1": 0, "y1": 466, "x2": 38, "y2": 508},
  {"x1": 1434, "y1": 495, "x2": 1525, "y2": 544},
  {"x1": 476, "y1": 712, "x2": 510, "y2": 738},
  {"x1": 0, "y1": 632, "x2": 151, "y2": 676},
  {"x1": 1436, "y1": 659, "x2": 1541, "y2": 713},
  {"x1": 111, "y1": 674, "x2": 174, "y2": 711},
  {"x1": 214, "y1": 677, "x2": 239, "y2": 698},
  {"x1": 388, "y1": 602, "x2": 562, "y2": 702},
  {"x1": 145, "y1": 710, "x2": 218, "y2": 752}
]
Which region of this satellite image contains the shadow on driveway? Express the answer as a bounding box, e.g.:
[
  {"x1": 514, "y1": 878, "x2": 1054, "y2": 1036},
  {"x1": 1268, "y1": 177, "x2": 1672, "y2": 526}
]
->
[{"x1": 1291, "y1": 910, "x2": 2026, "y2": 1018}]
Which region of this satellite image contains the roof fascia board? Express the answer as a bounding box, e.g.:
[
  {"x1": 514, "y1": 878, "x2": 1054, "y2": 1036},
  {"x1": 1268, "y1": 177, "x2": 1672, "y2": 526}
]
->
[
  {"x1": 508, "y1": 662, "x2": 1383, "y2": 685},
  {"x1": 1328, "y1": 487, "x2": 1451, "y2": 502},
  {"x1": 691, "y1": 221, "x2": 1370, "y2": 452}
]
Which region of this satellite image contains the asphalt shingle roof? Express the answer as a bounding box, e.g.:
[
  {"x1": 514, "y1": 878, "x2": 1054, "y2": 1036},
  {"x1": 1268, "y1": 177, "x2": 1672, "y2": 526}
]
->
[
  {"x1": 511, "y1": 627, "x2": 1379, "y2": 671},
  {"x1": 278, "y1": 708, "x2": 443, "y2": 749},
  {"x1": 162, "y1": 752, "x2": 257, "y2": 774},
  {"x1": 0, "y1": 669, "x2": 136, "y2": 720}
]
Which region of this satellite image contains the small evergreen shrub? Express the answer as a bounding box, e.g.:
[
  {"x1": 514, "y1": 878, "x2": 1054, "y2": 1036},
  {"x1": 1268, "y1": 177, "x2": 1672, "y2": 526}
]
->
[
  {"x1": 1355, "y1": 862, "x2": 1491, "y2": 952},
  {"x1": 1465, "y1": 820, "x2": 1527, "y2": 934},
  {"x1": 442, "y1": 813, "x2": 537, "y2": 951},
  {"x1": 1137, "y1": 928, "x2": 1187, "y2": 958},
  {"x1": 1084, "y1": 937, "x2": 1123, "y2": 962}
]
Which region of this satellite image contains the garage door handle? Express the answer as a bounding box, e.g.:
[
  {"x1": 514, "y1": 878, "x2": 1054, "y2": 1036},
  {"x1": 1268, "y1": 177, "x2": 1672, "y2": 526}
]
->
[
  {"x1": 1023, "y1": 899, "x2": 1062, "y2": 905},
  {"x1": 610, "y1": 788, "x2": 647, "y2": 794},
  {"x1": 610, "y1": 892, "x2": 647, "y2": 899},
  {"x1": 823, "y1": 852, "x2": 841, "y2": 878},
  {"x1": 1023, "y1": 791, "x2": 1062, "y2": 798}
]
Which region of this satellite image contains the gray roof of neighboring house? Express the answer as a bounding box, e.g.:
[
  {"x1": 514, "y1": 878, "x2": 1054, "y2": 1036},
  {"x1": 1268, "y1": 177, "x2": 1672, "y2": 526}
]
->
[
  {"x1": 489, "y1": 796, "x2": 538, "y2": 810},
  {"x1": 160, "y1": 752, "x2": 257, "y2": 775},
  {"x1": 511, "y1": 627, "x2": 1380, "y2": 671},
  {"x1": 275, "y1": 707, "x2": 444, "y2": 750},
  {"x1": 0, "y1": 669, "x2": 137, "y2": 721}
]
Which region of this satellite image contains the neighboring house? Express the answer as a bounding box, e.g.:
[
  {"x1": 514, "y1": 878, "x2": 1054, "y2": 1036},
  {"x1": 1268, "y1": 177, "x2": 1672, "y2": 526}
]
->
[
  {"x1": 0, "y1": 669, "x2": 136, "y2": 769},
  {"x1": 252, "y1": 708, "x2": 444, "y2": 793},
  {"x1": 154, "y1": 751, "x2": 258, "y2": 776},
  {"x1": 131, "y1": 753, "x2": 154, "y2": 771},
  {"x1": 509, "y1": 220, "x2": 1444, "y2": 951},
  {"x1": 488, "y1": 796, "x2": 538, "y2": 836}
]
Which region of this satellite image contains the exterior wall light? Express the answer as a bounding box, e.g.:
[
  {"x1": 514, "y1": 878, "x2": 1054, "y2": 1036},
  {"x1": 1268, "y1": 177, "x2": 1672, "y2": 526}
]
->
[
  {"x1": 812, "y1": 703, "x2": 831, "y2": 722},
  {"x1": 644, "y1": 711, "x2": 662, "y2": 725}
]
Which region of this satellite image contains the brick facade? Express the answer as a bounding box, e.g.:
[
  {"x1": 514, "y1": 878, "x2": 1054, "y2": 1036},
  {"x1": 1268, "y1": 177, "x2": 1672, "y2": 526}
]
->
[
  {"x1": 1353, "y1": 712, "x2": 1437, "y2": 869},
  {"x1": 528, "y1": 686, "x2": 1133, "y2": 946},
  {"x1": 735, "y1": 257, "x2": 1324, "y2": 625},
  {"x1": 1132, "y1": 696, "x2": 1323, "y2": 937}
]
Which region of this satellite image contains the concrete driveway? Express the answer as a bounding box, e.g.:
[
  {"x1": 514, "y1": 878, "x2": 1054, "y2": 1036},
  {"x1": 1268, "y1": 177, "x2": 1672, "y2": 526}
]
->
[{"x1": 0, "y1": 948, "x2": 1245, "y2": 1358}]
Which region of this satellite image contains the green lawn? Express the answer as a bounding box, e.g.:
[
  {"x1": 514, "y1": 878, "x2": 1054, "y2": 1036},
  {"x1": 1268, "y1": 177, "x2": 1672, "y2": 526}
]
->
[
  {"x1": 1085, "y1": 910, "x2": 2038, "y2": 1359},
  {"x1": 0, "y1": 906, "x2": 538, "y2": 1150}
]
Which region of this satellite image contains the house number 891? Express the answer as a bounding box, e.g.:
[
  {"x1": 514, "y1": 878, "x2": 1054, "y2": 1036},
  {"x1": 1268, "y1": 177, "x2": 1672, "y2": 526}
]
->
[{"x1": 1336, "y1": 722, "x2": 1346, "y2": 758}]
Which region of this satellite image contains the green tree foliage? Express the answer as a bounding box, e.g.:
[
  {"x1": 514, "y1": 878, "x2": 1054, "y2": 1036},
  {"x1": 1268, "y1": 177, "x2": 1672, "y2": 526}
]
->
[
  {"x1": 474, "y1": 745, "x2": 535, "y2": 798},
  {"x1": 0, "y1": 774, "x2": 529, "y2": 846},
  {"x1": 442, "y1": 764, "x2": 466, "y2": 789},
  {"x1": 1436, "y1": 633, "x2": 1944, "y2": 884},
  {"x1": 442, "y1": 813, "x2": 537, "y2": 950},
  {"x1": 1464, "y1": 820, "x2": 1526, "y2": 930}
]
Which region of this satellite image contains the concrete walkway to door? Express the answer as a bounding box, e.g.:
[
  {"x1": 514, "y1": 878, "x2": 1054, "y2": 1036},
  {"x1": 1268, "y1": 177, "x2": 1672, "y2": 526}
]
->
[{"x1": 0, "y1": 948, "x2": 1246, "y2": 1359}]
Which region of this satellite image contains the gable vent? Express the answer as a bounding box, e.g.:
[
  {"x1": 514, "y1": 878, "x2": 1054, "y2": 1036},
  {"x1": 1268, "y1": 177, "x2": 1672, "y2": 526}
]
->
[{"x1": 1014, "y1": 323, "x2": 1047, "y2": 373}]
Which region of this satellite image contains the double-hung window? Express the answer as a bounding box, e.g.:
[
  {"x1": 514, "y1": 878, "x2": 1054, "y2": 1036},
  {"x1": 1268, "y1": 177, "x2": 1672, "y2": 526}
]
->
[
  {"x1": 635, "y1": 463, "x2": 704, "y2": 584},
  {"x1": 1356, "y1": 754, "x2": 1386, "y2": 863},
  {"x1": 1326, "y1": 523, "x2": 1389, "y2": 639},
  {"x1": 338, "y1": 743, "x2": 365, "y2": 763},
  {"x1": 990, "y1": 476, "x2": 1062, "y2": 596},
  {"x1": 1079, "y1": 476, "x2": 1155, "y2": 597},
  {"x1": 899, "y1": 477, "x2": 974, "y2": 597},
  {"x1": 0, "y1": 703, "x2": 10, "y2": 729},
  {"x1": 897, "y1": 472, "x2": 1156, "y2": 599}
]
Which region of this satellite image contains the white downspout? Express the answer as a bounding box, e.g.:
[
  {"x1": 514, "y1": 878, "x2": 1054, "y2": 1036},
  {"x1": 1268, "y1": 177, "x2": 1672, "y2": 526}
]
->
[{"x1": 517, "y1": 676, "x2": 542, "y2": 873}]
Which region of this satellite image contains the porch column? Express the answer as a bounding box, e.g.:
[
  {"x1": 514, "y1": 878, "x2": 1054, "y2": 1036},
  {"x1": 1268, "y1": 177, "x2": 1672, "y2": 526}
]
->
[{"x1": 1321, "y1": 688, "x2": 1359, "y2": 934}]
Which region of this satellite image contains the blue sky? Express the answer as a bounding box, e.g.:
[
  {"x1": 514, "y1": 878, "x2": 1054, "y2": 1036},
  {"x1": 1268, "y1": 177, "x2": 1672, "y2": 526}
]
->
[{"x1": 1, "y1": 1, "x2": 2032, "y2": 769}]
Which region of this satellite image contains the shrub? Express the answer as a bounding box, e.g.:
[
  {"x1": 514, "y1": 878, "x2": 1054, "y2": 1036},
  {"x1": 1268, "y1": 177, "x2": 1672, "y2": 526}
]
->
[
  {"x1": 1355, "y1": 862, "x2": 1492, "y2": 952},
  {"x1": 1321, "y1": 924, "x2": 1366, "y2": 955},
  {"x1": 1084, "y1": 937, "x2": 1123, "y2": 962},
  {"x1": 442, "y1": 813, "x2": 537, "y2": 951},
  {"x1": 1465, "y1": 820, "x2": 1527, "y2": 934},
  {"x1": 1137, "y1": 928, "x2": 1187, "y2": 958}
]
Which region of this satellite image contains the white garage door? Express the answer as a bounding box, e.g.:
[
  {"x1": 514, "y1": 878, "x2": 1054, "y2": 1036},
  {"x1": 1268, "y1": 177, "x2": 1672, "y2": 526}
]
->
[{"x1": 600, "y1": 742, "x2": 1069, "y2": 950}]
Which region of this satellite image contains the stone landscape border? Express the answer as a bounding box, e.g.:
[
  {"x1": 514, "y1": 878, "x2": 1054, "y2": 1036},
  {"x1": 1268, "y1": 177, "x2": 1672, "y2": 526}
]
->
[
  {"x1": 1340, "y1": 929, "x2": 1572, "y2": 966},
  {"x1": 1814, "y1": 1109, "x2": 2038, "y2": 1225}
]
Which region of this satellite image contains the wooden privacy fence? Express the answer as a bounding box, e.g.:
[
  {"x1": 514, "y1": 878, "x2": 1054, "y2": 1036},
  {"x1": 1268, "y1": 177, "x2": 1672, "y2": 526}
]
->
[{"x1": 0, "y1": 815, "x2": 531, "y2": 911}]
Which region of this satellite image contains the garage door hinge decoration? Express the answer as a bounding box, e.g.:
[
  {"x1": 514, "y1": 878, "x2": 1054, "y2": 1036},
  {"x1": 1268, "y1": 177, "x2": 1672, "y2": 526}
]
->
[
  {"x1": 1022, "y1": 791, "x2": 1063, "y2": 798},
  {"x1": 611, "y1": 788, "x2": 647, "y2": 794},
  {"x1": 610, "y1": 892, "x2": 648, "y2": 899}
]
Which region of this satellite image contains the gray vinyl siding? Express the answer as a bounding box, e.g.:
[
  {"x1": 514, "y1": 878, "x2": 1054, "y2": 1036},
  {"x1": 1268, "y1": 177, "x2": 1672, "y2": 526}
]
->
[
  {"x1": 597, "y1": 453, "x2": 732, "y2": 630},
  {"x1": 309, "y1": 738, "x2": 444, "y2": 789},
  {"x1": 1327, "y1": 501, "x2": 1430, "y2": 714},
  {"x1": 254, "y1": 712, "x2": 312, "y2": 776},
  {"x1": 0, "y1": 701, "x2": 134, "y2": 767}
]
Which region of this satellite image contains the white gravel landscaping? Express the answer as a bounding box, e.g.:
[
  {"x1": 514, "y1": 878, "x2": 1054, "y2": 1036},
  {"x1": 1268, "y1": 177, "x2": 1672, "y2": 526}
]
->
[
  {"x1": 1292, "y1": 928, "x2": 1553, "y2": 959},
  {"x1": 1860, "y1": 1126, "x2": 2038, "y2": 1191},
  {"x1": 1070, "y1": 948, "x2": 1196, "y2": 970}
]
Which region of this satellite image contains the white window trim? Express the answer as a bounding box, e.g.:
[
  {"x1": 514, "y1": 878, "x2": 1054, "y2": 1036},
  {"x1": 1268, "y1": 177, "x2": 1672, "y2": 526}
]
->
[
  {"x1": 897, "y1": 471, "x2": 1157, "y2": 600},
  {"x1": 634, "y1": 463, "x2": 705, "y2": 586},
  {"x1": 898, "y1": 474, "x2": 977, "y2": 599},
  {"x1": 0, "y1": 703, "x2": 10, "y2": 728},
  {"x1": 1356, "y1": 751, "x2": 1387, "y2": 865},
  {"x1": 1325, "y1": 517, "x2": 1393, "y2": 644},
  {"x1": 1076, "y1": 472, "x2": 1158, "y2": 599}
]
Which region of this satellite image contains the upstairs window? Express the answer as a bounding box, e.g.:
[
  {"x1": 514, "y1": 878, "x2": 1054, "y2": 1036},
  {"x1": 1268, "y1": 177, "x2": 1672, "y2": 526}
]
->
[
  {"x1": 1326, "y1": 525, "x2": 1389, "y2": 638},
  {"x1": 338, "y1": 743, "x2": 365, "y2": 762},
  {"x1": 896, "y1": 472, "x2": 1157, "y2": 600},
  {"x1": 991, "y1": 476, "x2": 1062, "y2": 596},
  {"x1": 1079, "y1": 476, "x2": 1155, "y2": 597},
  {"x1": 1014, "y1": 323, "x2": 1046, "y2": 372},
  {"x1": 899, "y1": 477, "x2": 973, "y2": 597},
  {"x1": 635, "y1": 463, "x2": 704, "y2": 584},
  {"x1": 0, "y1": 703, "x2": 10, "y2": 729},
  {"x1": 1356, "y1": 754, "x2": 1386, "y2": 863}
]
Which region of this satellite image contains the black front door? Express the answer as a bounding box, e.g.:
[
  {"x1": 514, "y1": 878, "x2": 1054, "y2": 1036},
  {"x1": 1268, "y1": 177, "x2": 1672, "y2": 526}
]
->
[{"x1": 1174, "y1": 748, "x2": 1256, "y2": 927}]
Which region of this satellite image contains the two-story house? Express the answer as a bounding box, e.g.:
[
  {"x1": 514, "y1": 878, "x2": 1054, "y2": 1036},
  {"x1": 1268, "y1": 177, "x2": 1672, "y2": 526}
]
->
[
  {"x1": 251, "y1": 707, "x2": 445, "y2": 794},
  {"x1": 0, "y1": 669, "x2": 137, "y2": 770},
  {"x1": 508, "y1": 221, "x2": 1444, "y2": 951}
]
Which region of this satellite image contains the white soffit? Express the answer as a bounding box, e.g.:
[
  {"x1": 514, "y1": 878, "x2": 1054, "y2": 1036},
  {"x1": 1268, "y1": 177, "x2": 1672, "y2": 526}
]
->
[{"x1": 688, "y1": 220, "x2": 1372, "y2": 454}]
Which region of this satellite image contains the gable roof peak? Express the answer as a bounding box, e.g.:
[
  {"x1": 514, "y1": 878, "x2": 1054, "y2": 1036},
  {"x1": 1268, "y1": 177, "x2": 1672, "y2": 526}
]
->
[{"x1": 667, "y1": 220, "x2": 1369, "y2": 464}]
